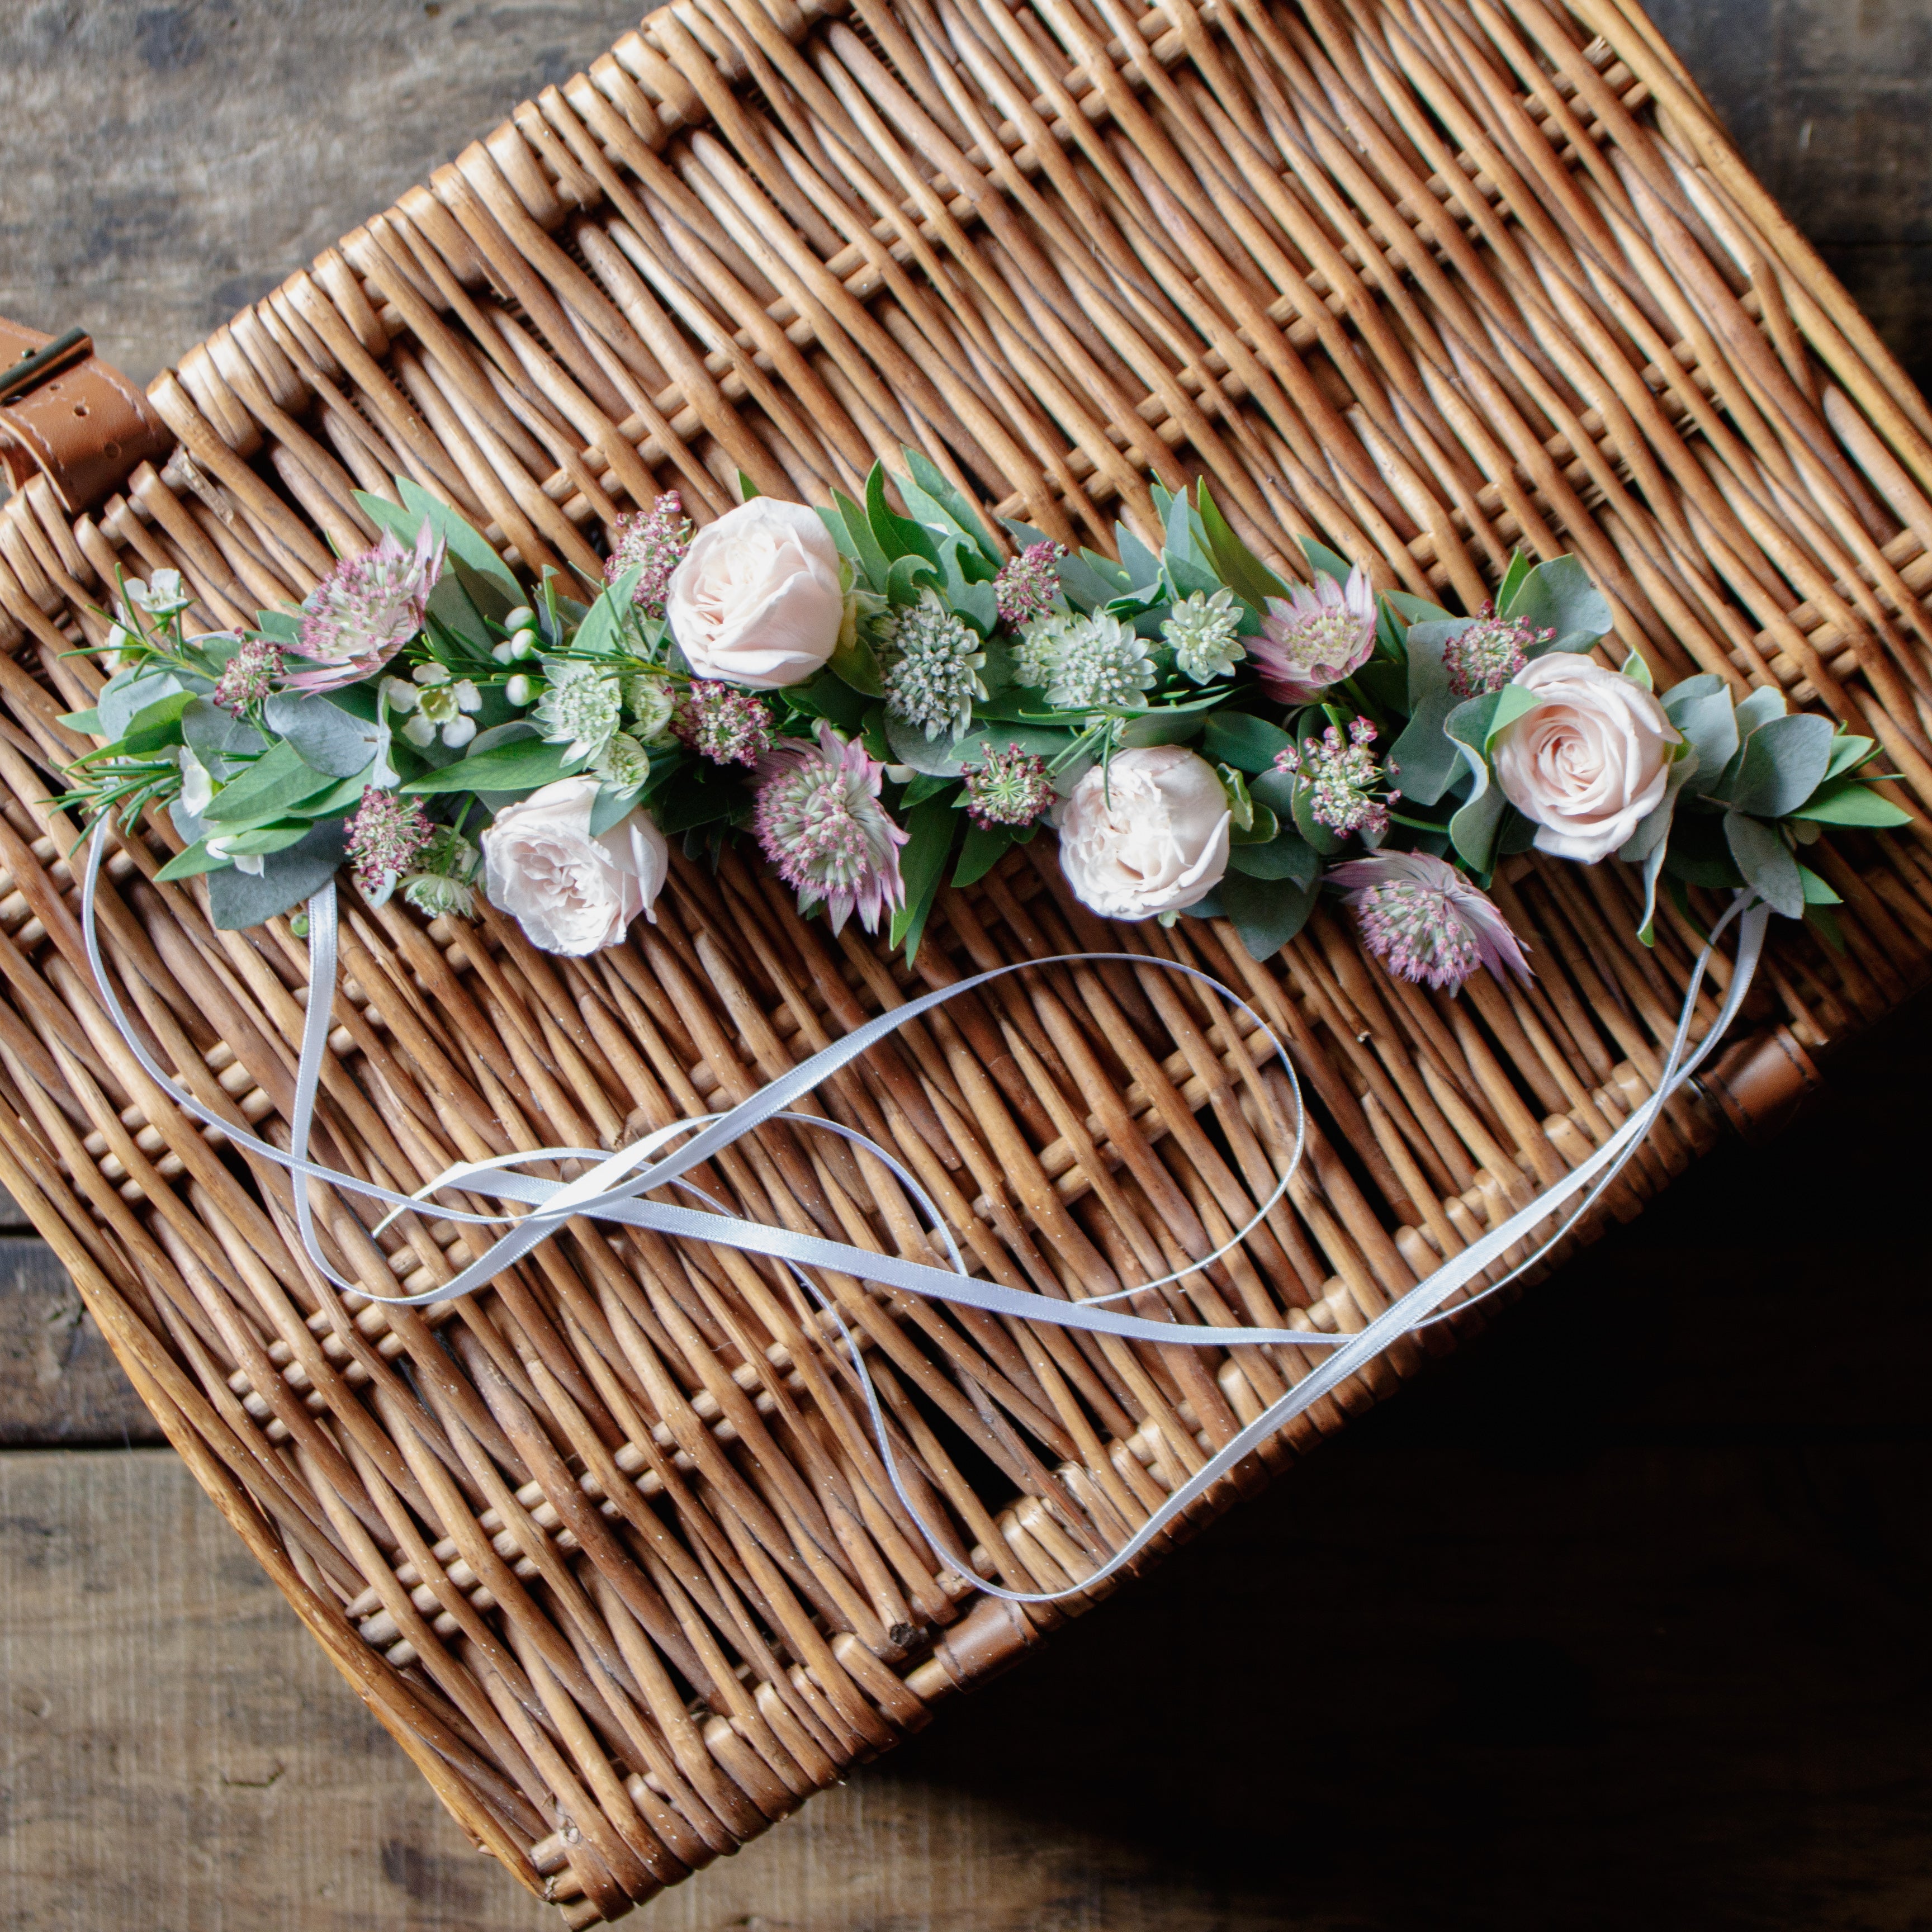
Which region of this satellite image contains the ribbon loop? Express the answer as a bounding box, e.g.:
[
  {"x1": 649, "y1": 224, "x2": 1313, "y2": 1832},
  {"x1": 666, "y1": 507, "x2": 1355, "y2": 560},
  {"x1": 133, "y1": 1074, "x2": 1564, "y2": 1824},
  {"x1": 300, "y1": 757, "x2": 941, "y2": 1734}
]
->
[{"x1": 79, "y1": 820, "x2": 1767, "y2": 1606}]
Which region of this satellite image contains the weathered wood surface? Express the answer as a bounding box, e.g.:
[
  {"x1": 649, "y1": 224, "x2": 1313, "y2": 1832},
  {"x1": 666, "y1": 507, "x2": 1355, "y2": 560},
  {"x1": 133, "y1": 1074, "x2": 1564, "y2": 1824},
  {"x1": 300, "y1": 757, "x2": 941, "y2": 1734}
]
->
[
  {"x1": 6, "y1": 1, "x2": 1932, "y2": 394},
  {"x1": 0, "y1": 2, "x2": 652, "y2": 388},
  {"x1": 1, "y1": 1, "x2": 1930, "y2": 1926}
]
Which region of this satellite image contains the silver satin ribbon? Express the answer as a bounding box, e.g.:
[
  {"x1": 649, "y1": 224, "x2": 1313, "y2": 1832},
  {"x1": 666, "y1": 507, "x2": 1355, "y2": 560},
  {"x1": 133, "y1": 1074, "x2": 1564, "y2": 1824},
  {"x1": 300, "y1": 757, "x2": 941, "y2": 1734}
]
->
[{"x1": 80, "y1": 821, "x2": 1769, "y2": 1605}]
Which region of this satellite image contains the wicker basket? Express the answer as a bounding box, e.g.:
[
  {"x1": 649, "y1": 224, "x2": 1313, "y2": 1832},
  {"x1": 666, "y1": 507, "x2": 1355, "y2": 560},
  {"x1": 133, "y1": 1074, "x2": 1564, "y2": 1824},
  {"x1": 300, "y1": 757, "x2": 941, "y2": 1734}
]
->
[{"x1": 3, "y1": 0, "x2": 1930, "y2": 1919}]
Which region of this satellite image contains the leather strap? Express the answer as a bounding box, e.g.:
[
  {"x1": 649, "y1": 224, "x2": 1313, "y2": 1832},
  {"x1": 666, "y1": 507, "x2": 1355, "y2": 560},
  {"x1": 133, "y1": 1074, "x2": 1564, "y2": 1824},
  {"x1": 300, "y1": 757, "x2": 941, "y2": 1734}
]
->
[{"x1": 0, "y1": 316, "x2": 170, "y2": 514}]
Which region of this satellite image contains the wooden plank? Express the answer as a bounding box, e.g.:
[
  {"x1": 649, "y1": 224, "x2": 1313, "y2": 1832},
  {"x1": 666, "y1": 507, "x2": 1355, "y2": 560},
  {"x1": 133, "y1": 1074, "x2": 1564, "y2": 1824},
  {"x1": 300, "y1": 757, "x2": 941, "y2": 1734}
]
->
[
  {"x1": 0, "y1": 1, "x2": 656, "y2": 386},
  {"x1": 0, "y1": 1239, "x2": 165, "y2": 1446}
]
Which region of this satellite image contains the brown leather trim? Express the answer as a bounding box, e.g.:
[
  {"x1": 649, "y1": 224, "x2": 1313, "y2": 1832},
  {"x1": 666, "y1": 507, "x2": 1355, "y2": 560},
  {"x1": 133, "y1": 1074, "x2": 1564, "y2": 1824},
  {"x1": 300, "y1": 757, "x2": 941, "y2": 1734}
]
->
[
  {"x1": 0, "y1": 317, "x2": 171, "y2": 514},
  {"x1": 1698, "y1": 1024, "x2": 1823, "y2": 1143}
]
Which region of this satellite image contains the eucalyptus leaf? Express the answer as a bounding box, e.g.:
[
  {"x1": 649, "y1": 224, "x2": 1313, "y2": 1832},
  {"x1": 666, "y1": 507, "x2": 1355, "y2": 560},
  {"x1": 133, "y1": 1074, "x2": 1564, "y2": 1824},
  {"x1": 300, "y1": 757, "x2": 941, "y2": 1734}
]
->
[
  {"x1": 1202, "y1": 711, "x2": 1292, "y2": 771},
  {"x1": 1216, "y1": 870, "x2": 1319, "y2": 961},
  {"x1": 206, "y1": 817, "x2": 352, "y2": 930},
  {"x1": 589, "y1": 784, "x2": 645, "y2": 836},
  {"x1": 1663, "y1": 674, "x2": 1739, "y2": 795},
  {"x1": 1115, "y1": 520, "x2": 1164, "y2": 589},
  {"x1": 1727, "y1": 711, "x2": 1834, "y2": 818},
  {"x1": 182, "y1": 697, "x2": 266, "y2": 777},
  {"x1": 1390, "y1": 617, "x2": 1476, "y2": 807},
  {"x1": 1230, "y1": 802, "x2": 1283, "y2": 849},
  {"x1": 263, "y1": 690, "x2": 390, "y2": 778},
  {"x1": 98, "y1": 665, "x2": 190, "y2": 741},
  {"x1": 1249, "y1": 767, "x2": 1299, "y2": 817},
  {"x1": 402, "y1": 738, "x2": 581, "y2": 796},
  {"x1": 1731, "y1": 685, "x2": 1788, "y2": 741},
  {"x1": 1723, "y1": 810, "x2": 1804, "y2": 917},
  {"x1": 1226, "y1": 830, "x2": 1319, "y2": 884},
  {"x1": 1059, "y1": 547, "x2": 1138, "y2": 609},
  {"x1": 1508, "y1": 556, "x2": 1612, "y2": 651}
]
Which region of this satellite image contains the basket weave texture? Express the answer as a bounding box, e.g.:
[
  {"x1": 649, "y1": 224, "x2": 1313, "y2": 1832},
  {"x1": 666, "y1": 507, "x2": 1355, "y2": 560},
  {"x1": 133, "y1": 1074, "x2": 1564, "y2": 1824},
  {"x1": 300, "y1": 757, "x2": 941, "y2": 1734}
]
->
[{"x1": 3, "y1": 0, "x2": 1932, "y2": 1920}]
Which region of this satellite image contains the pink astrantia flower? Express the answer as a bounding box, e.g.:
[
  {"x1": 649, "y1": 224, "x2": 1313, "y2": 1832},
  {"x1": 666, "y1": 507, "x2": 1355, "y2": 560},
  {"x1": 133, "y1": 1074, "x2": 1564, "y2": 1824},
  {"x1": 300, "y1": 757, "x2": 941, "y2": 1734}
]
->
[
  {"x1": 605, "y1": 490, "x2": 693, "y2": 618},
  {"x1": 286, "y1": 522, "x2": 444, "y2": 693},
  {"x1": 214, "y1": 637, "x2": 283, "y2": 714},
  {"x1": 1443, "y1": 607, "x2": 1553, "y2": 701},
  {"x1": 674, "y1": 679, "x2": 775, "y2": 767},
  {"x1": 993, "y1": 541, "x2": 1066, "y2": 627},
  {"x1": 346, "y1": 786, "x2": 434, "y2": 903},
  {"x1": 754, "y1": 721, "x2": 908, "y2": 936},
  {"x1": 1328, "y1": 851, "x2": 1531, "y2": 995},
  {"x1": 1252, "y1": 564, "x2": 1377, "y2": 703}
]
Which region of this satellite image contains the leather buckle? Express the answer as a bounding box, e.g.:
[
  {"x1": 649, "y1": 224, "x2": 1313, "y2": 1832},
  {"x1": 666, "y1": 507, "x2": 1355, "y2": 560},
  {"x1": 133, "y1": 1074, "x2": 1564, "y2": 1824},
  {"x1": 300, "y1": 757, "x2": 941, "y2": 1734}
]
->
[{"x1": 0, "y1": 317, "x2": 172, "y2": 515}]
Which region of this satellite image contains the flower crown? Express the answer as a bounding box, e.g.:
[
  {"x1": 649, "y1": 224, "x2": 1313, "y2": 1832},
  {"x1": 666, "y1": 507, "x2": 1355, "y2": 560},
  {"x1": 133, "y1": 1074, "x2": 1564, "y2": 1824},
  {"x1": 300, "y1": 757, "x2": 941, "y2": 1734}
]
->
[{"x1": 63, "y1": 454, "x2": 1909, "y2": 988}]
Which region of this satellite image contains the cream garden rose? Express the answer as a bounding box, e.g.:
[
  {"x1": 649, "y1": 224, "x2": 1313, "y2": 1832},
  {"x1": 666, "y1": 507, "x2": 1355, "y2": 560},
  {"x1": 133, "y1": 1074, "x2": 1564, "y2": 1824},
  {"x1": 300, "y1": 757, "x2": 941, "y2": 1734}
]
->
[
  {"x1": 1490, "y1": 654, "x2": 1679, "y2": 863},
  {"x1": 665, "y1": 498, "x2": 845, "y2": 689},
  {"x1": 481, "y1": 777, "x2": 669, "y2": 955},
  {"x1": 1057, "y1": 746, "x2": 1231, "y2": 920}
]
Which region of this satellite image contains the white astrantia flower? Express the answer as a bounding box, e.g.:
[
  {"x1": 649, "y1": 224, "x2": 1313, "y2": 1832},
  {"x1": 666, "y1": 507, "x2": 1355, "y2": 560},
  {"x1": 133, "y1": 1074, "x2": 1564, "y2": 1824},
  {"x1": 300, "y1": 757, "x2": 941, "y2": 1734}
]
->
[
  {"x1": 878, "y1": 590, "x2": 987, "y2": 741},
  {"x1": 622, "y1": 669, "x2": 677, "y2": 744},
  {"x1": 594, "y1": 732, "x2": 652, "y2": 791},
  {"x1": 1162, "y1": 588, "x2": 1246, "y2": 684},
  {"x1": 1041, "y1": 610, "x2": 1158, "y2": 712},
  {"x1": 534, "y1": 659, "x2": 624, "y2": 763},
  {"x1": 383, "y1": 664, "x2": 481, "y2": 749},
  {"x1": 1011, "y1": 610, "x2": 1074, "y2": 689}
]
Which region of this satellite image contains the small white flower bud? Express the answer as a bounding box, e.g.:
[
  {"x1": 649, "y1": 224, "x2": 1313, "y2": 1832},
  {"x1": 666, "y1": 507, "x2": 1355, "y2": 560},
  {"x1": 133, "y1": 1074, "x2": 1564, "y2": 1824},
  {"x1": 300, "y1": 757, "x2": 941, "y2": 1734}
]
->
[
  {"x1": 492, "y1": 640, "x2": 514, "y2": 664},
  {"x1": 509, "y1": 629, "x2": 538, "y2": 660},
  {"x1": 503, "y1": 605, "x2": 534, "y2": 633},
  {"x1": 506, "y1": 674, "x2": 534, "y2": 707}
]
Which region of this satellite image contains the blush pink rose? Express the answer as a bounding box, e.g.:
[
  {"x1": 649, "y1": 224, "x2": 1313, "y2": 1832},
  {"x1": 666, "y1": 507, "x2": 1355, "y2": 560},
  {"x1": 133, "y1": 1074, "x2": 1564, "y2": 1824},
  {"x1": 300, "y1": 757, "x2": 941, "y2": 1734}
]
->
[
  {"x1": 665, "y1": 499, "x2": 845, "y2": 689},
  {"x1": 1490, "y1": 655, "x2": 1678, "y2": 863},
  {"x1": 481, "y1": 776, "x2": 668, "y2": 955}
]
